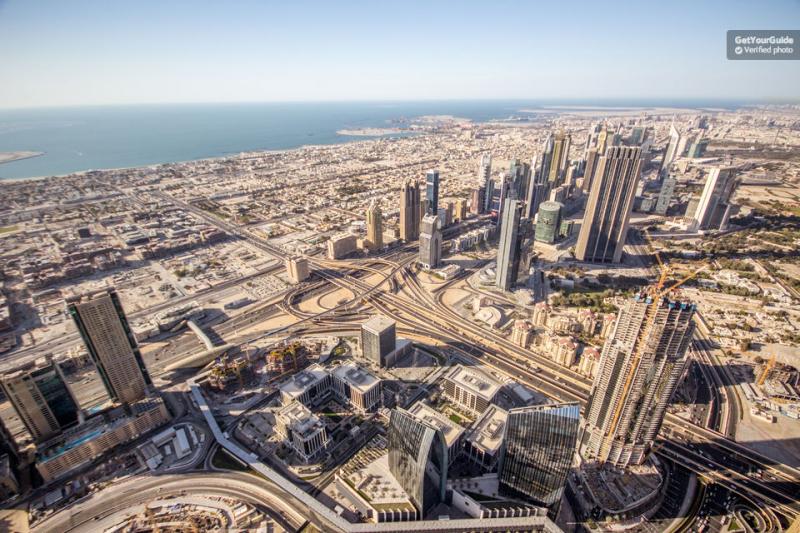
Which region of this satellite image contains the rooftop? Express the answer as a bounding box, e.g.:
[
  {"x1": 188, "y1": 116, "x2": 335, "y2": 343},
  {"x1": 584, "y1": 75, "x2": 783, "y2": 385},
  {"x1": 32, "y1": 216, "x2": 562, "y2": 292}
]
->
[
  {"x1": 408, "y1": 402, "x2": 465, "y2": 448},
  {"x1": 444, "y1": 365, "x2": 502, "y2": 402},
  {"x1": 466, "y1": 404, "x2": 508, "y2": 455},
  {"x1": 362, "y1": 315, "x2": 395, "y2": 334},
  {"x1": 332, "y1": 362, "x2": 381, "y2": 394},
  {"x1": 277, "y1": 402, "x2": 325, "y2": 439},
  {"x1": 279, "y1": 363, "x2": 329, "y2": 399}
]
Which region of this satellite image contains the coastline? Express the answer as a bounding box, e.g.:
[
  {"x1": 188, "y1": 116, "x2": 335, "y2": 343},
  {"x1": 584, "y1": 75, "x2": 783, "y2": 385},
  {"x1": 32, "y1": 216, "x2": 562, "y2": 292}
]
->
[
  {"x1": 0, "y1": 134, "x2": 418, "y2": 185},
  {"x1": 0, "y1": 151, "x2": 44, "y2": 165}
]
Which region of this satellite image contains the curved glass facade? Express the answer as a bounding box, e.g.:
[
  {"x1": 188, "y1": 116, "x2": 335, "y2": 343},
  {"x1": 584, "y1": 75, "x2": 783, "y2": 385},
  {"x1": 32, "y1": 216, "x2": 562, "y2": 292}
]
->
[
  {"x1": 388, "y1": 408, "x2": 448, "y2": 516},
  {"x1": 499, "y1": 403, "x2": 580, "y2": 507}
]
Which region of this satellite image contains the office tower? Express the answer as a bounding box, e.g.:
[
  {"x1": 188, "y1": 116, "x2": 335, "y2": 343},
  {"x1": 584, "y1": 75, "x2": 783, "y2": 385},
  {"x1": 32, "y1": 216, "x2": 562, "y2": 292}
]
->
[
  {"x1": 399, "y1": 179, "x2": 421, "y2": 241},
  {"x1": 509, "y1": 159, "x2": 531, "y2": 199},
  {"x1": 523, "y1": 156, "x2": 546, "y2": 220},
  {"x1": 547, "y1": 132, "x2": 571, "y2": 185},
  {"x1": 496, "y1": 173, "x2": 511, "y2": 222},
  {"x1": 425, "y1": 169, "x2": 439, "y2": 216},
  {"x1": 365, "y1": 200, "x2": 383, "y2": 250},
  {"x1": 692, "y1": 167, "x2": 739, "y2": 231},
  {"x1": 654, "y1": 176, "x2": 676, "y2": 215},
  {"x1": 285, "y1": 256, "x2": 310, "y2": 284},
  {"x1": 687, "y1": 138, "x2": 708, "y2": 158},
  {"x1": 498, "y1": 403, "x2": 580, "y2": 508},
  {"x1": 67, "y1": 288, "x2": 152, "y2": 404},
  {"x1": 496, "y1": 196, "x2": 522, "y2": 291},
  {"x1": 361, "y1": 315, "x2": 396, "y2": 367},
  {"x1": 418, "y1": 214, "x2": 441, "y2": 269},
  {"x1": 1, "y1": 357, "x2": 80, "y2": 443},
  {"x1": 584, "y1": 293, "x2": 695, "y2": 467},
  {"x1": 534, "y1": 201, "x2": 563, "y2": 244},
  {"x1": 582, "y1": 148, "x2": 599, "y2": 193},
  {"x1": 539, "y1": 134, "x2": 555, "y2": 186},
  {"x1": 478, "y1": 153, "x2": 492, "y2": 189},
  {"x1": 483, "y1": 179, "x2": 495, "y2": 214},
  {"x1": 629, "y1": 126, "x2": 646, "y2": 146},
  {"x1": 470, "y1": 187, "x2": 485, "y2": 216},
  {"x1": 388, "y1": 408, "x2": 448, "y2": 516},
  {"x1": 659, "y1": 124, "x2": 681, "y2": 177},
  {"x1": 575, "y1": 146, "x2": 642, "y2": 263},
  {"x1": 455, "y1": 198, "x2": 467, "y2": 221}
]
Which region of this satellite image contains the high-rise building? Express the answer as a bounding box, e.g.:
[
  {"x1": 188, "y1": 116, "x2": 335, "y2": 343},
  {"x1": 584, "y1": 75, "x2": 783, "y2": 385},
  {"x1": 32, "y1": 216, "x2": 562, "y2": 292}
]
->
[
  {"x1": 496, "y1": 196, "x2": 522, "y2": 291},
  {"x1": 547, "y1": 132, "x2": 571, "y2": 185},
  {"x1": 496, "y1": 173, "x2": 511, "y2": 222},
  {"x1": 399, "y1": 179, "x2": 421, "y2": 242},
  {"x1": 498, "y1": 403, "x2": 580, "y2": 508},
  {"x1": 478, "y1": 153, "x2": 492, "y2": 189},
  {"x1": 470, "y1": 187, "x2": 485, "y2": 216},
  {"x1": 523, "y1": 155, "x2": 546, "y2": 220},
  {"x1": 361, "y1": 315, "x2": 396, "y2": 368},
  {"x1": 425, "y1": 169, "x2": 440, "y2": 216},
  {"x1": 575, "y1": 146, "x2": 642, "y2": 263},
  {"x1": 692, "y1": 167, "x2": 739, "y2": 231},
  {"x1": 1, "y1": 357, "x2": 80, "y2": 443},
  {"x1": 67, "y1": 288, "x2": 152, "y2": 405},
  {"x1": 534, "y1": 201, "x2": 563, "y2": 244},
  {"x1": 285, "y1": 256, "x2": 310, "y2": 284},
  {"x1": 584, "y1": 293, "x2": 695, "y2": 467},
  {"x1": 366, "y1": 200, "x2": 383, "y2": 250},
  {"x1": 659, "y1": 124, "x2": 681, "y2": 177},
  {"x1": 388, "y1": 408, "x2": 448, "y2": 516},
  {"x1": 455, "y1": 198, "x2": 467, "y2": 221},
  {"x1": 687, "y1": 138, "x2": 709, "y2": 158},
  {"x1": 483, "y1": 179, "x2": 495, "y2": 214},
  {"x1": 654, "y1": 177, "x2": 676, "y2": 215},
  {"x1": 539, "y1": 134, "x2": 555, "y2": 187},
  {"x1": 418, "y1": 214, "x2": 442, "y2": 269}
]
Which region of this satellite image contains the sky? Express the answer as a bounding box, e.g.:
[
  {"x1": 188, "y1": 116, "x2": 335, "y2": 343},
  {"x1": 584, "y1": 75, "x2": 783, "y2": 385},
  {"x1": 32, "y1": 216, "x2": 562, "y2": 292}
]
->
[{"x1": 1, "y1": 0, "x2": 799, "y2": 108}]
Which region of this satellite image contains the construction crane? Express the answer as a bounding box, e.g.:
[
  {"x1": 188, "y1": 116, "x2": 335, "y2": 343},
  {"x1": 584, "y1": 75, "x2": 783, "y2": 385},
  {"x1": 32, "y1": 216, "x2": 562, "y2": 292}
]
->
[
  {"x1": 599, "y1": 260, "x2": 708, "y2": 461},
  {"x1": 757, "y1": 354, "x2": 776, "y2": 387}
]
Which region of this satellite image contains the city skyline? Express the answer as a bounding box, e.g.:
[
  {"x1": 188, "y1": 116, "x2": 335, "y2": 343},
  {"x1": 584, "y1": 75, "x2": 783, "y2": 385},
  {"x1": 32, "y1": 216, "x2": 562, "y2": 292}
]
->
[{"x1": 1, "y1": 0, "x2": 800, "y2": 108}]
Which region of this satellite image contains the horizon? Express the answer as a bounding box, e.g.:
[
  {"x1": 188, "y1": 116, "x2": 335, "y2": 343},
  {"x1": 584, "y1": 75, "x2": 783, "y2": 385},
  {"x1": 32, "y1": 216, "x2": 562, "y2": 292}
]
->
[{"x1": 2, "y1": 0, "x2": 799, "y2": 108}]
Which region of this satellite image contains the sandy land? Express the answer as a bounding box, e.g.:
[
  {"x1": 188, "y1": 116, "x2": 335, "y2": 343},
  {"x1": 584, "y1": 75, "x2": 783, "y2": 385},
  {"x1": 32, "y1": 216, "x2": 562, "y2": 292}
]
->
[{"x1": 0, "y1": 151, "x2": 43, "y2": 164}]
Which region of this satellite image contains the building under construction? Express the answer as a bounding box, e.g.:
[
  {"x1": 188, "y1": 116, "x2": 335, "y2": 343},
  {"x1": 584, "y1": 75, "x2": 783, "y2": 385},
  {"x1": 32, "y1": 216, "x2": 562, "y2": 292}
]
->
[
  {"x1": 266, "y1": 342, "x2": 308, "y2": 375},
  {"x1": 583, "y1": 293, "x2": 695, "y2": 467}
]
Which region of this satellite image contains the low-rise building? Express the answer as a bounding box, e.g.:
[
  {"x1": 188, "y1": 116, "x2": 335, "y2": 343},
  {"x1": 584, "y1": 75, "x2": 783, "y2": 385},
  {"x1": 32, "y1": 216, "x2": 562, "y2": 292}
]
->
[
  {"x1": 331, "y1": 363, "x2": 382, "y2": 413},
  {"x1": 442, "y1": 365, "x2": 502, "y2": 417},
  {"x1": 275, "y1": 401, "x2": 329, "y2": 463},
  {"x1": 327, "y1": 233, "x2": 358, "y2": 260},
  {"x1": 279, "y1": 364, "x2": 332, "y2": 407},
  {"x1": 463, "y1": 405, "x2": 507, "y2": 471}
]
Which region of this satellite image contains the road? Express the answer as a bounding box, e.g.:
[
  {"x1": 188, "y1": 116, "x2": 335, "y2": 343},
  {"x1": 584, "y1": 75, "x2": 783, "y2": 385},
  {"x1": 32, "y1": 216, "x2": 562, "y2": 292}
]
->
[{"x1": 33, "y1": 472, "x2": 308, "y2": 533}]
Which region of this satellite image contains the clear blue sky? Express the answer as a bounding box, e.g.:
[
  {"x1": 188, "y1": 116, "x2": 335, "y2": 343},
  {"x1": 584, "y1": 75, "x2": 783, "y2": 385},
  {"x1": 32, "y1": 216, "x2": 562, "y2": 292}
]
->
[{"x1": 1, "y1": 0, "x2": 798, "y2": 108}]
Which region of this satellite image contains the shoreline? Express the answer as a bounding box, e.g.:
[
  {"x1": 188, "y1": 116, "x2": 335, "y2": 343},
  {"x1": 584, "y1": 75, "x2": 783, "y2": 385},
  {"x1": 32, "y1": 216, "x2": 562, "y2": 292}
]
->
[
  {"x1": 0, "y1": 133, "x2": 419, "y2": 185},
  {"x1": 0, "y1": 151, "x2": 44, "y2": 165}
]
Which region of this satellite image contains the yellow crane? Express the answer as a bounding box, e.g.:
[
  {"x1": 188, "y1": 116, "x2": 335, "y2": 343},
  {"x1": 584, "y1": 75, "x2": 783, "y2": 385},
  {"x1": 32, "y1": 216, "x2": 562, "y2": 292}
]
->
[
  {"x1": 757, "y1": 354, "x2": 776, "y2": 387},
  {"x1": 599, "y1": 260, "x2": 707, "y2": 461}
]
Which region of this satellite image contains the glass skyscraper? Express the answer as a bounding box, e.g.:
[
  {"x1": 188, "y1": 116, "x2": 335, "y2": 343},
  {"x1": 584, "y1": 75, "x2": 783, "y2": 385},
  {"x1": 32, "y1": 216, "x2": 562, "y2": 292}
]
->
[
  {"x1": 498, "y1": 403, "x2": 580, "y2": 508},
  {"x1": 425, "y1": 169, "x2": 439, "y2": 216},
  {"x1": 495, "y1": 196, "x2": 522, "y2": 291},
  {"x1": 67, "y1": 288, "x2": 152, "y2": 405},
  {"x1": 388, "y1": 408, "x2": 448, "y2": 516}
]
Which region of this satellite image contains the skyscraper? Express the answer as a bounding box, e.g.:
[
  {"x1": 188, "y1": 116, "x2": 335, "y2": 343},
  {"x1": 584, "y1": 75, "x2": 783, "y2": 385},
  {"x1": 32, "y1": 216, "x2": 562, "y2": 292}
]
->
[
  {"x1": 483, "y1": 179, "x2": 495, "y2": 214},
  {"x1": 418, "y1": 214, "x2": 441, "y2": 269},
  {"x1": 470, "y1": 187, "x2": 485, "y2": 216},
  {"x1": 523, "y1": 155, "x2": 546, "y2": 220},
  {"x1": 388, "y1": 408, "x2": 448, "y2": 516},
  {"x1": 0, "y1": 357, "x2": 80, "y2": 443},
  {"x1": 366, "y1": 200, "x2": 383, "y2": 250},
  {"x1": 496, "y1": 173, "x2": 512, "y2": 222},
  {"x1": 547, "y1": 132, "x2": 571, "y2": 185},
  {"x1": 575, "y1": 146, "x2": 642, "y2": 263},
  {"x1": 478, "y1": 153, "x2": 492, "y2": 191},
  {"x1": 534, "y1": 201, "x2": 563, "y2": 244},
  {"x1": 361, "y1": 315, "x2": 396, "y2": 367},
  {"x1": 496, "y1": 196, "x2": 522, "y2": 291},
  {"x1": 67, "y1": 288, "x2": 152, "y2": 405},
  {"x1": 399, "y1": 179, "x2": 421, "y2": 242},
  {"x1": 498, "y1": 403, "x2": 580, "y2": 507},
  {"x1": 659, "y1": 123, "x2": 681, "y2": 177},
  {"x1": 654, "y1": 176, "x2": 677, "y2": 215},
  {"x1": 584, "y1": 293, "x2": 695, "y2": 467},
  {"x1": 425, "y1": 169, "x2": 439, "y2": 216},
  {"x1": 692, "y1": 167, "x2": 739, "y2": 231}
]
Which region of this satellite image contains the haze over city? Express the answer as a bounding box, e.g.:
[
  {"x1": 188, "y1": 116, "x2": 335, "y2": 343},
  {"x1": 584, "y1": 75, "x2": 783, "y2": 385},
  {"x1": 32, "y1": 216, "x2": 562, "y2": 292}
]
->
[
  {"x1": 1, "y1": 0, "x2": 800, "y2": 108},
  {"x1": 0, "y1": 1, "x2": 799, "y2": 533}
]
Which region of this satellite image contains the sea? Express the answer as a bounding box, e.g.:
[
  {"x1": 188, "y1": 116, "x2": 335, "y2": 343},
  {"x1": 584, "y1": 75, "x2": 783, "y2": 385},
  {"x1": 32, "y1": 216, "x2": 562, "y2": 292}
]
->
[{"x1": 0, "y1": 99, "x2": 748, "y2": 181}]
